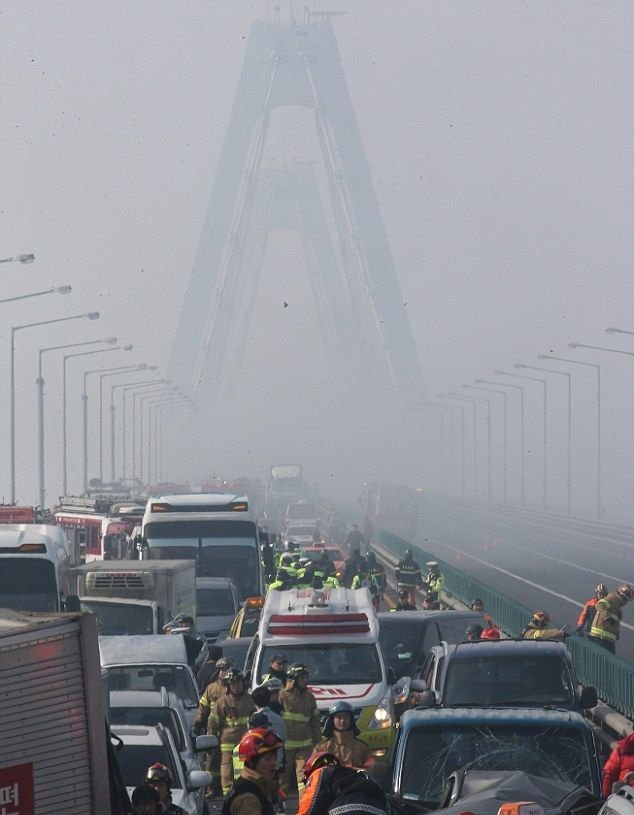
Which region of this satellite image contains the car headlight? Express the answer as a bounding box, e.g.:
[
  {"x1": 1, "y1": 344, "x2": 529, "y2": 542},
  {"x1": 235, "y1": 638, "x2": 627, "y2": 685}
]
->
[{"x1": 367, "y1": 689, "x2": 393, "y2": 730}]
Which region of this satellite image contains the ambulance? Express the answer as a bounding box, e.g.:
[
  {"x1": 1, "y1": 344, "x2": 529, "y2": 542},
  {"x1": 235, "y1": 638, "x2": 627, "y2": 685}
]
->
[{"x1": 248, "y1": 586, "x2": 395, "y2": 756}]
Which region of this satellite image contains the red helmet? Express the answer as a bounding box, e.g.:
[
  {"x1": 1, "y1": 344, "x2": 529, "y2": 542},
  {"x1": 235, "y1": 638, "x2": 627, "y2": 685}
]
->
[
  {"x1": 303, "y1": 751, "x2": 340, "y2": 782},
  {"x1": 480, "y1": 627, "x2": 501, "y2": 640},
  {"x1": 531, "y1": 610, "x2": 550, "y2": 626},
  {"x1": 238, "y1": 727, "x2": 283, "y2": 763},
  {"x1": 146, "y1": 763, "x2": 173, "y2": 786},
  {"x1": 617, "y1": 584, "x2": 633, "y2": 601}
]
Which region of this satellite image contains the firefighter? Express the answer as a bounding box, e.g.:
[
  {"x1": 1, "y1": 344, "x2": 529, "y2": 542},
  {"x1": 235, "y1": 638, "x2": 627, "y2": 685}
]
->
[
  {"x1": 576, "y1": 584, "x2": 608, "y2": 634},
  {"x1": 394, "y1": 550, "x2": 422, "y2": 604},
  {"x1": 317, "y1": 701, "x2": 374, "y2": 770},
  {"x1": 196, "y1": 656, "x2": 236, "y2": 733},
  {"x1": 209, "y1": 667, "x2": 256, "y2": 794},
  {"x1": 365, "y1": 551, "x2": 386, "y2": 601},
  {"x1": 522, "y1": 610, "x2": 567, "y2": 641},
  {"x1": 279, "y1": 663, "x2": 321, "y2": 794},
  {"x1": 222, "y1": 728, "x2": 284, "y2": 815},
  {"x1": 145, "y1": 764, "x2": 186, "y2": 814},
  {"x1": 298, "y1": 751, "x2": 388, "y2": 815},
  {"x1": 350, "y1": 565, "x2": 381, "y2": 610},
  {"x1": 589, "y1": 584, "x2": 633, "y2": 654},
  {"x1": 391, "y1": 589, "x2": 417, "y2": 611}
]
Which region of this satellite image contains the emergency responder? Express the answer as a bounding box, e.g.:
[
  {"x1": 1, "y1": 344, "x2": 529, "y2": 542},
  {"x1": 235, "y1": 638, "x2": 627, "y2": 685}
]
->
[
  {"x1": 522, "y1": 610, "x2": 567, "y2": 641},
  {"x1": 351, "y1": 565, "x2": 381, "y2": 610},
  {"x1": 146, "y1": 763, "x2": 186, "y2": 814},
  {"x1": 261, "y1": 654, "x2": 288, "y2": 686},
  {"x1": 422, "y1": 592, "x2": 440, "y2": 610},
  {"x1": 131, "y1": 783, "x2": 161, "y2": 814},
  {"x1": 602, "y1": 731, "x2": 634, "y2": 797},
  {"x1": 471, "y1": 598, "x2": 494, "y2": 627},
  {"x1": 425, "y1": 561, "x2": 444, "y2": 601},
  {"x1": 296, "y1": 559, "x2": 315, "y2": 589},
  {"x1": 209, "y1": 667, "x2": 256, "y2": 794},
  {"x1": 342, "y1": 549, "x2": 366, "y2": 588},
  {"x1": 223, "y1": 727, "x2": 284, "y2": 815},
  {"x1": 391, "y1": 589, "x2": 417, "y2": 611},
  {"x1": 365, "y1": 551, "x2": 386, "y2": 601},
  {"x1": 395, "y1": 550, "x2": 422, "y2": 604},
  {"x1": 279, "y1": 663, "x2": 321, "y2": 794},
  {"x1": 196, "y1": 656, "x2": 236, "y2": 732},
  {"x1": 480, "y1": 627, "x2": 501, "y2": 640},
  {"x1": 268, "y1": 569, "x2": 293, "y2": 592},
  {"x1": 261, "y1": 540, "x2": 276, "y2": 582},
  {"x1": 576, "y1": 584, "x2": 608, "y2": 635},
  {"x1": 313, "y1": 550, "x2": 335, "y2": 581},
  {"x1": 317, "y1": 701, "x2": 374, "y2": 770},
  {"x1": 277, "y1": 554, "x2": 297, "y2": 585},
  {"x1": 589, "y1": 584, "x2": 633, "y2": 654},
  {"x1": 260, "y1": 677, "x2": 284, "y2": 715},
  {"x1": 465, "y1": 624, "x2": 483, "y2": 642},
  {"x1": 344, "y1": 524, "x2": 365, "y2": 551},
  {"x1": 298, "y1": 751, "x2": 388, "y2": 815}
]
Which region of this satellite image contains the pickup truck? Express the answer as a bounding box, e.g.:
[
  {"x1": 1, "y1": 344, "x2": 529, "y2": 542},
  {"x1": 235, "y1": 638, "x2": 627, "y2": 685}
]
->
[{"x1": 390, "y1": 707, "x2": 603, "y2": 812}]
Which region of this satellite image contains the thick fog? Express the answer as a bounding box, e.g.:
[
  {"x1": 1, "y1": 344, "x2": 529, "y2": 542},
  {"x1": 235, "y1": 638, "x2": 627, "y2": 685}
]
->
[{"x1": 2, "y1": 1, "x2": 634, "y2": 519}]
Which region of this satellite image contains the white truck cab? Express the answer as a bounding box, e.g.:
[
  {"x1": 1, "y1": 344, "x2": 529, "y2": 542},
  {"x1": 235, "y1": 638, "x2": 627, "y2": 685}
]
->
[{"x1": 248, "y1": 587, "x2": 395, "y2": 756}]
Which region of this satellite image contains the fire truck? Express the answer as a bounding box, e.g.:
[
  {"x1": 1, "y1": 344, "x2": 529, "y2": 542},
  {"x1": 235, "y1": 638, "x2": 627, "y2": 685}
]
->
[
  {"x1": 54, "y1": 496, "x2": 144, "y2": 564},
  {"x1": 249, "y1": 586, "x2": 395, "y2": 757}
]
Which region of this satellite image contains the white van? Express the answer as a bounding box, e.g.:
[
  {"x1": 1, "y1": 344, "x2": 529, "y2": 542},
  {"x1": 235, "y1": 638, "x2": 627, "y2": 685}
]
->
[{"x1": 247, "y1": 587, "x2": 395, "y2": 757}]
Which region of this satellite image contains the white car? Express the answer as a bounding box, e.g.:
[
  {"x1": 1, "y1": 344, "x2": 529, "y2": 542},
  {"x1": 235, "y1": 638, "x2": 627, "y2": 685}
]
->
[
  {"x1": 283, "y1": 525, "x2": 319, "y2": 547},
  {"x1": 111, "y1": 723, "x2": 213, "y2": 815}
]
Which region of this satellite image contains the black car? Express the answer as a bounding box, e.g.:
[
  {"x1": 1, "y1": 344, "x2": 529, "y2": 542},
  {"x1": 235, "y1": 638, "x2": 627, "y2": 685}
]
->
[{"x1": 378, "y1": 610, "x2": 486, "y2": 680}]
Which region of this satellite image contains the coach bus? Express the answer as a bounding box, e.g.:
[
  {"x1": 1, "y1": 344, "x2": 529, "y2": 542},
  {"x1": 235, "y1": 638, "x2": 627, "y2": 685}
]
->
[
  {"x1": 141, "y1": 493, "x2": 264, "y2": 599},
  {"x1": 0, "y1": 524, "x2": 75, "y2": 613}
]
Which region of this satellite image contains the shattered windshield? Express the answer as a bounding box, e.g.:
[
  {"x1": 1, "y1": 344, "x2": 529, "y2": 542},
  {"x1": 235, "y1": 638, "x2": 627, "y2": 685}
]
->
[{"x1": 401, "y1": 724, "x2": 592, "y2": 806}]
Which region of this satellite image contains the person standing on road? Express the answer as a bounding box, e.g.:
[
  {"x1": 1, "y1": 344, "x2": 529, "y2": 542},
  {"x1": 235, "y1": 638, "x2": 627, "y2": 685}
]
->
[
  {"x1": 425, "y1": 561, "x2": 444, "y2": 601},
  {"x1": 316, "y1": 701, "x2": 374, "y2": 770},
  {"x1": 602, "y1": 732, "x2": 634, "y2": 797},
  {"x1": 391, "y1": 589, "x2": 417, "y2": 611},
  {"x1": 196, "y1": 656, "x2": 236, "y2": 733},
  {"x1": 522, "y1": 610, "x2": 567, "y2": 641},
  {"x1": 297, "y1": 751, "x2": 389, "y2": 815},
  {"x1": 344, "y1": 525, "x2": 365, "y2": 552},
  {"x1": 279, "y1": 663, "x2": 321, "y2": 795},
  {"x1": 395, "y1": 550, "x2": 422, "y2": 604},
  {"x1": 365, "y1": 552, "x2": 386, "y2": 602},
  {"x1": 589, "y1": 584, "x2": 633, "y2": 654},
  {"x1": 210, "y1": 668, "x2": 257, "y2": 794},
  {"x1": 576, "y1": 584, "x2": 608, "y2": 635},
  {"x1": 223, "y1": 728, "x2": 284, "y2": 815}
]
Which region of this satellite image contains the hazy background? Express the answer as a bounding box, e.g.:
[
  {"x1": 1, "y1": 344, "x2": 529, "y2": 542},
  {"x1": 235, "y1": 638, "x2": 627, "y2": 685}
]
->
[{"x1": 2, "y1": 1, "x2": 634, "y2": 518}]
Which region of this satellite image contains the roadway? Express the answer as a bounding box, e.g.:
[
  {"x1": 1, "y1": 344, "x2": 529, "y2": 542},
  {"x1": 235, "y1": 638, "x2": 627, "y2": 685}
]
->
[{"x1": 415, "y1": 497, "x2": 634, "y2": 663}]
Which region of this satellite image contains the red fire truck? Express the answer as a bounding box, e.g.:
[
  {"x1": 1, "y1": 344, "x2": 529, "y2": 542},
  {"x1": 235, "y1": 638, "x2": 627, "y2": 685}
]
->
[{"x1": 54, "y1": 496, "x2": 144, "y2": 564}]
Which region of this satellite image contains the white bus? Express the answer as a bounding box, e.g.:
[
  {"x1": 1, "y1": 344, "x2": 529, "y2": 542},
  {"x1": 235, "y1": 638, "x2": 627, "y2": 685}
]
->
[
  {"x1": 141, "y1": 493, "x2": 264, "y2": 599},
  {"x1": 0, "y1": 524, "x2": 75, "y2": 612}
]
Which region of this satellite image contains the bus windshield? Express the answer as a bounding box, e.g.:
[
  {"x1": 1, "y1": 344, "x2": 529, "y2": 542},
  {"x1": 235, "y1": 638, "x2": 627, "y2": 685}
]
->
[
  {"x1": 0, "y1": 557, "x2": 59, "y2": 612},
  {"x1": 144, "y1": 520, "x2": 260, "y2": 597}
]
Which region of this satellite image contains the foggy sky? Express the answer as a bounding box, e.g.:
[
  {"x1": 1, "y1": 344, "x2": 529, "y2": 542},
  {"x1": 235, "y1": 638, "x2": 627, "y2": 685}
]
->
[{"x1": 2, "y1": 1, "x2": 634, "y2": 519}]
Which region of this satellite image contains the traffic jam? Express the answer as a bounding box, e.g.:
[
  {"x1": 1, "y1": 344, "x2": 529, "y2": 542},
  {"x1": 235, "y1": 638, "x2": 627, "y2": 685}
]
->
[{"x1": 0, "y1": 479, "x2": 632, "y2": 815}]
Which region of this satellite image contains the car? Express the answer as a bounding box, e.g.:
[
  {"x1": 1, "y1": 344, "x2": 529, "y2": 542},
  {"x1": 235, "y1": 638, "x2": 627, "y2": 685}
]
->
[
  {"x1": 418, "y1": 639, "x2": 598, "y2": 711},
  {"x1": 301, "y1": 543, "x2": 346, "y2": 574},
  {"x1": 377, "y1": 610, "x2": 487, "y2": 680},
  {"x1": 283, "y1": 524, "x2": 319, "y2": 546},
  {"x1": 195, "y1": 577, "x2": 242, "y2": 642},
  {"x1": 100, "y1": 635, "x2": 201, "y2": 728},
  {"x1": 109, "y1": 688, "x2": 216, "y2": 777},
  {"x1": 111, "y1": 722, "x2": 213, "y2": 815},
  {"x1": 389, "y1": 707, "x2": 602, "y2": 814}
]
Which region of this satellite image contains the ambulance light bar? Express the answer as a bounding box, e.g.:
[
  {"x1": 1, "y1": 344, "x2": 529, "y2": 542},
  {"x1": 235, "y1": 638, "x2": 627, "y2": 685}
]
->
[{"x1": 268, "y1": 613, "x2": 370, "y2": 636}]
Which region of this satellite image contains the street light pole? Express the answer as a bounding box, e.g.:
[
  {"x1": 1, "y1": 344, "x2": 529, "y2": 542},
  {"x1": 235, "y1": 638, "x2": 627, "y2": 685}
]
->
[
  {"x1": 11, "y1": 310, "x2": 99, "y2": 502},
  {"x1": 95, "y1": 358, "x2": 140, "y2": 482},
  {"x1": 431, "y1": 400, "x2": 466, "y2": 497},
  {"x1": 465, "y1": 385, "x2": 508, "y2": 505},
  {"x1": 138, "y1": 390, "x2": 175, "y2": 484},
  {"x1": 109, "y1": 376, "x2": 159, "y2": 482},
  {"x1": 0, "y1": 284, "x2": 71, "y2": 305},
  {"x1": 487, "y1": 377, "x2": 526, "y2": 507},
  {"x1": 449, "y1": 392, "x2": 491, "y2": 501},
  {"x1": 121, "y1": 382, "x2": 165, "y2": 484},
  {"x1": 147, "y1": 395, "x2": 186, "y2": 483},
  {"x1": 0, "y1": 253, "x2": 35, "y2": 265},
  {"x1": 38, "y1": 337, "x2": 117, "y2": 507},
  {"x1": 439, "y1": 394, "x2": 478, "y2": 499},
  {"x1": 130, "y1": 384, "x2": 170, "y2": 485}
]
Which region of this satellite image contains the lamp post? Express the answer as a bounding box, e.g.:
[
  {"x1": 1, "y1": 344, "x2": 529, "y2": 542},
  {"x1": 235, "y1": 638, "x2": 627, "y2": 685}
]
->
[
  {"x1": 109, "y1": 374, "x2": 158, "y2": 482},
  {"x1": 464, "y1": 385, "x2": 508, "y2": 505},
  {"x1": 147, "y1": 395, "x2": 189, "y2": 483},
  {"x1": 515, "y1": 363, "x2": 572, "y2": 515},
  {"x1": 487, "y1": 377, "x2": 526, "y2": 507},
  {"x1": 95, "y1": 359, "x2": 144, "y2": 482},
  {"x1": 605, "y1": 327, "x2": 634, "y2": 337},
  {"x1": 538, "y1": 353, "x2": 602, "y2": 519},
  {"x1": 448, "y1": 392, "x2": 491, "y2": 501},
  {"x1": 128, "y1": 383, "x2": 170, "y2": 485},
  {"x1": 121, "y1": 381, "x2": 166, "y2": 484},
  {"x1": 10, "y1": 310, "x2": 99, "y2": 502},
  {"x1": 497, "y1": 368, "x2": 548, "y2": 510},
  {"x1": 569, "y1": 342, "x2": 634, "y2": 358},
  {"x1": 0, "y1": 285, "x2": 71, "y2": 305},
  {"x1": 421, "y1": 403, "x2": 451, "y2": 490},
  {"x1": 37, "y1": 337, "x2": 117, "y2": 508},
  {"x1": 431, "y1": 399, "x2": 466, "y2": 497},
  {"x1": 136, "y1": 388, "x2": 175, "y2": 484},
  {"x1": 439, "y1": 394, "x2": 478, "y2": 499},
  {"x1": 155, "y1": 400, "x2": 191, "y2": 482},
  {"x1": 82, "y1": 363, "x2": 143, "y2": 491},
  {"x1": 0, "y1": 253, "x2": 35, "y2": 265}
]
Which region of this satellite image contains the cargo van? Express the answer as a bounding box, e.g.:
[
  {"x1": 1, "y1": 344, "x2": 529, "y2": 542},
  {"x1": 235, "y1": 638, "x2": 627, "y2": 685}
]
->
[{"x1": 248, "y1": 587, "x2": 395, "y2": 757}]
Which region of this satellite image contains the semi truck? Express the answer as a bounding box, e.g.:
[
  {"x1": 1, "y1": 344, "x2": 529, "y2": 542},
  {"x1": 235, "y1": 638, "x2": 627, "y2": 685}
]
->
[
  {"x1": 0, "y1": 607, "x2": 132, "y2": 814},
  {"x1": 73, "y1": 559, "x2": 196, "y2": 636}
]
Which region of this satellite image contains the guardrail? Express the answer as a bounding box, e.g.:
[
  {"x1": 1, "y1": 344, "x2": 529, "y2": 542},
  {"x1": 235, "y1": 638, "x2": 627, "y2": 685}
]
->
[{"x1": 374, "y1": 527, "x2": 634, "y2": 723}]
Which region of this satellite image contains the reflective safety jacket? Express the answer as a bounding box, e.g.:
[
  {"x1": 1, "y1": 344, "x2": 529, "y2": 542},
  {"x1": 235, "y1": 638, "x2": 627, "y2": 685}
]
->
[
  {"x1": 197, "y1": 679, "x2": 226, "y2": 731},
  {"x1": 222, "y1": 766, "x2": 279, "y2": 815},
  {"x1": 426, "y1": 571, "x2": 444, "y2": 599},
  {"x1": 316, "y1": 730, "x2": 373, "y2": 769},
  {"x1": 394, "y1": 560, "x2": 422, "y2": 587},
  {"x1": 279, "y1": 684, "x2": 321, "y2": 750},
  {"x1": 367, "y1": 564, "x2": 386, "y2": 591},
  {"x1": 351, "y1": 572, "x2": 380, "y2": 599},
  {"x1": 590, "y1": 592, "x2": 626, "y2": 643},
  {"x1": 576, "y1": 597, "x2": 599, "y2": 632},
  {"x1": 210, "y1": 690, "x2": 256, "y2": 751},
  {"x1": 522, "y1": 624, "x2": 566, "y2": 641},
  {"x1": 297, "y1": 765, "x2": 388, "y2": 815}
]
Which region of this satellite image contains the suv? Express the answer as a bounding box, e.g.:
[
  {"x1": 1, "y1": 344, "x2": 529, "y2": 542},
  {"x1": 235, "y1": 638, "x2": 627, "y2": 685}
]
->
[
  {"x1": 111, "y1": 723, "x2": 212, "y2": 815},
  {"x1": 390, "y1": 707, "x2": 602, "y2": 812},
  {"x1": 419, "y1": 639, "x2": 597, "y2": 711},
  {"x1": 109, "y1": 688, "x2": 216, "y2": 775},
  {"x1": 377, "y1": 610, "x2": 487, "y2": 680}
]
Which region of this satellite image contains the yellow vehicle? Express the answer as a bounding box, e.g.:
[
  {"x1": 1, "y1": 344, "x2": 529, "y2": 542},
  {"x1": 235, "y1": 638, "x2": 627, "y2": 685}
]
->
[{"x1": 226, "y1": 595, "x2": 264, "y2": 639}]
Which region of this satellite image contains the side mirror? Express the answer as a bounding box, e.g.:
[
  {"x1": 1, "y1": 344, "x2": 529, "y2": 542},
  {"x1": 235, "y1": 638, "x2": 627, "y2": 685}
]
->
[
  {"x1": 188, "y1": 770, "x2": 213, "y2": 790},
  {"x1": 65, "y1": 594, "x2": 81, "y2": 612},
  {"x1": 195, "y1": 734, "x2": 218, "y2": 752},
  {"x1": 578, "y1": 685, "x2": 598, "y2": 709}
]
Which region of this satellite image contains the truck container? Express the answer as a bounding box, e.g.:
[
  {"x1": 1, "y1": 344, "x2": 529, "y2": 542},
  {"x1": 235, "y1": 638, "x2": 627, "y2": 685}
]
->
[
  {"x1": 73, "y1": 559, "x2": 196, "y2": 636},
  {"x1": 0, "y1": 607, "x2": 132, "y2": 814}
]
